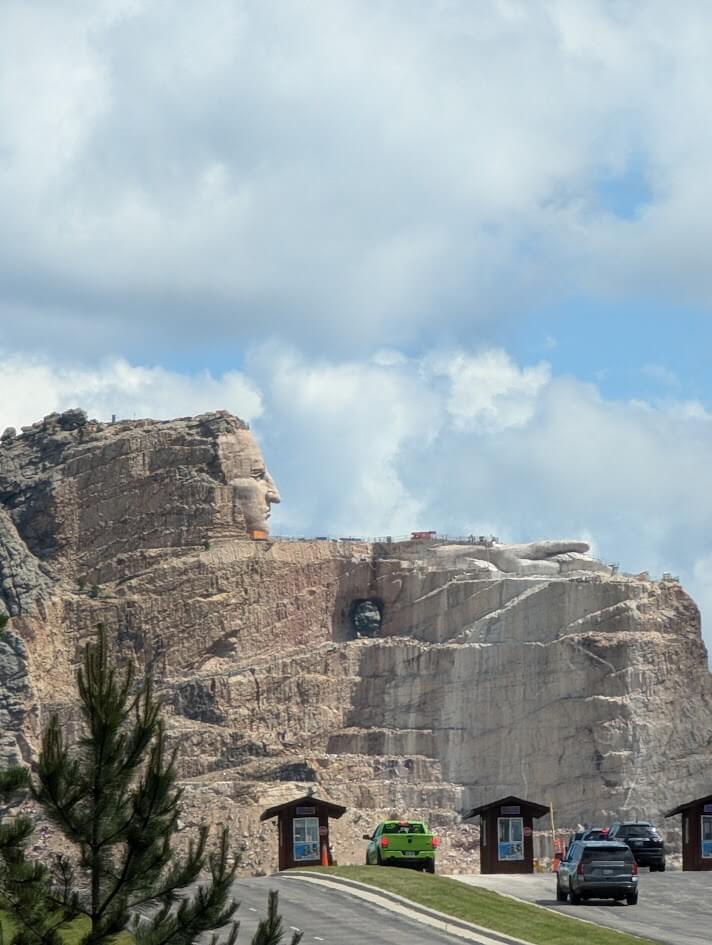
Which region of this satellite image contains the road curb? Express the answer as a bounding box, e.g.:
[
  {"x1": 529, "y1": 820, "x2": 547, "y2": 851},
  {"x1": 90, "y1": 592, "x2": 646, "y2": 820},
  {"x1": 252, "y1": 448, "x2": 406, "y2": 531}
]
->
[{"x1": 281, "y1": 871, "x2": 536, "y2": 945}]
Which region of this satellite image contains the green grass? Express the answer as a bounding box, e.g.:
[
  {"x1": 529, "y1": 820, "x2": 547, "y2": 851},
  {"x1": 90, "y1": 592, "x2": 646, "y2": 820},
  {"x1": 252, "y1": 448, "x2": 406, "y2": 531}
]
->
[
  {"x1": 0, "y1": 911, "x2": 131, "y2": 945},
  {"x1": 306, "y1": 866, "x2": 658, "y2": 945},
  {"x1": 0, "y1": 911, "x2": 89, "y2": 945}
]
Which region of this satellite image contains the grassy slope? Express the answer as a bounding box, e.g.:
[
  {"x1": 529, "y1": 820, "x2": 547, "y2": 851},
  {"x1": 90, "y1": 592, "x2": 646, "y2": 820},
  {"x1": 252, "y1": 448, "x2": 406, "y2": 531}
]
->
[
  {"x1": 0, "y1": 912, "x2": 133, "y2": 945},
  {"x1": 308, "y1": 866, "x2": 658, "y2": 945},
  {"x1": 0, "y1": 912, "x2": 87, "y2": 945}
]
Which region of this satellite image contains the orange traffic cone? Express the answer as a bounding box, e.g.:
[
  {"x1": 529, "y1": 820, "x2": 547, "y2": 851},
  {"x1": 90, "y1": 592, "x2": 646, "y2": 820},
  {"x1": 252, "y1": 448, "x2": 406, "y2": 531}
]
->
[{"x1": 320, "y1": 840, "x2": 329, "y2": 866}]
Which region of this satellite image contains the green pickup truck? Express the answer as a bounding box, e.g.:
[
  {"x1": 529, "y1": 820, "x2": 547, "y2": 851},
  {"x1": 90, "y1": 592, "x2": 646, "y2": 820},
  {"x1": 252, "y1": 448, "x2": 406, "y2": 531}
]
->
[{"x1": 363, "y1": 820, "x2": 439, "y2": 872}]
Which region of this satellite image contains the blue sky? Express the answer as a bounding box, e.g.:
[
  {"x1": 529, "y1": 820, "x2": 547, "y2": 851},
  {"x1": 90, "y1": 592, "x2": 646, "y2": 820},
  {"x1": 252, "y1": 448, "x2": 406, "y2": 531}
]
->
[
  {"x1": 2, "y1": 0, "x2": 712, "y2": 650},
  {"x1": 504, "y1": 302, "x2": 712, "y2": 401}
]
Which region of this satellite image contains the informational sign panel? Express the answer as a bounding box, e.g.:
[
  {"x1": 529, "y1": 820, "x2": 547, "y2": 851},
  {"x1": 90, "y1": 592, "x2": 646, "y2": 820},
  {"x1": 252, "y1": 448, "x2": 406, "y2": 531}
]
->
[
  {"x1": 498, "y1": 842, "x2": 524, "y2": 860},
  {"x1": 501, "y1": 805, "x2": 521, "y2": 815},
  {"x1": 702, "y1": 815, "x2": 712, "y2": 859},
  {"x1": 497, "y1": 816, "x2": 524, "y2": 861},
  {"x1": 293, "y1": 816, "x2": 320, "y2": 862},
  {"x1": 296, "y1": 806, "x2": 316, "y2": 816}
]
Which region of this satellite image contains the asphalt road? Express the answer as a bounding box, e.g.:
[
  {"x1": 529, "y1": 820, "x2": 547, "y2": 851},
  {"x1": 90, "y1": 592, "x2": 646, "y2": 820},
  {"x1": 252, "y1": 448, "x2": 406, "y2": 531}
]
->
[
  {"x1": 455, "y1": 871, "x2": 712, "y2": 945},
  {"x1": 230, "y1": 874, "x2": 466, "y2": 944}
]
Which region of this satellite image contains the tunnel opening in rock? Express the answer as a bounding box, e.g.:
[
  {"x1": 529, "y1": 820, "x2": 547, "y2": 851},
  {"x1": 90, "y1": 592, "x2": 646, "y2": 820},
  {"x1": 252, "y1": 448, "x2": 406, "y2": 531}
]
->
[{"x1": 350, "y1": 598, "x2": 383, "y2": 638}]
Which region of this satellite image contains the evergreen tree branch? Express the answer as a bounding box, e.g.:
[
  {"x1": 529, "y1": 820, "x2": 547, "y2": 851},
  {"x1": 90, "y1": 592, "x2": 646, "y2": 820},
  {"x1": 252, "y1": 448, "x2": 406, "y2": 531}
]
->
[
  {"x1": 249, "y1": 891, "x2": 302, "y2": 945},
  {"x1": 8, "y1": 626, "x2": 302, "y2": 945}
]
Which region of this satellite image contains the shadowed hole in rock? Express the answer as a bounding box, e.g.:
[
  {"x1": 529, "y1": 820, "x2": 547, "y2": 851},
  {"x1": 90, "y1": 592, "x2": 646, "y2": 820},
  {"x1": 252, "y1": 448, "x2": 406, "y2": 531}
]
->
[{"x1": 350, "y1": 599, "x2": 383, "y2": 638}]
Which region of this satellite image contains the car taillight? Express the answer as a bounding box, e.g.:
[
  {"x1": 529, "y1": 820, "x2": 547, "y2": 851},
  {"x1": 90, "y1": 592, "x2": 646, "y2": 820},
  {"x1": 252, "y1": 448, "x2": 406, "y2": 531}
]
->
[
  {"x1": 577, "y1": 862, "x2": 585, "y2": 876},
  {"x1": 632, "y1": 862, "x2": 638, "y2": 875},
  {"x1": 380, "y1": 836, "x2": 389, "y2": 848},
  {"x1": 432, "y1": 837, "x2": 440, "y2": 848}
]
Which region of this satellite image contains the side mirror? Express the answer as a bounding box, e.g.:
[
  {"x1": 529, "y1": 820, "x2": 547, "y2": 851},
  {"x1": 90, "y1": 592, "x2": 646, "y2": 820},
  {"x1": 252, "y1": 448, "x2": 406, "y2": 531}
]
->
[{"x1": 362, "y1": 834, "x2": 372, "y2": 841}]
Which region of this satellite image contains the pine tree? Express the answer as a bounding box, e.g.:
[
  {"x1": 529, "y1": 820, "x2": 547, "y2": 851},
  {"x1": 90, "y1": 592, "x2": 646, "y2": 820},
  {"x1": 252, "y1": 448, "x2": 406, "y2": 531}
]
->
[
  {"x1": 26, "y1": 626, "x2": 302, "y2": 945},
  {"x1": 0, "y1": 767, "x2": 77, "y2": 945}
]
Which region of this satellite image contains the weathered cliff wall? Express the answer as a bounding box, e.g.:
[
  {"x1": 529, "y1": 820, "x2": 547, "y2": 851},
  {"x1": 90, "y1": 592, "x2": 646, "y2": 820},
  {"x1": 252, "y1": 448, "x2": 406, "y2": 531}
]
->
[{"x1": 1, "y1": 410, "x2": 711, "y2": 873}]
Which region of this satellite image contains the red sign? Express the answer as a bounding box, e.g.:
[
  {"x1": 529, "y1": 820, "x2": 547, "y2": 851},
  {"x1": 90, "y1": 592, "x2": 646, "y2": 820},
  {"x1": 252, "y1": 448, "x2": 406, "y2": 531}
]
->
[
  {"x1": 319, "y1": 825, "x2": 328, "y2": 837},
  {"x1": 523, "y1": 826, "x2": 533, "y2": 838}
]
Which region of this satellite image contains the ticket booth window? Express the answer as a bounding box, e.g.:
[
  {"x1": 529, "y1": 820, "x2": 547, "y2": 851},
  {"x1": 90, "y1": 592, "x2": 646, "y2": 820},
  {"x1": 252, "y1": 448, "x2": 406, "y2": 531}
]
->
[
  {"x1": 293, "y1": 816, "x2": 320, "y2": 862},
  {"x1": 497, "y1": 817, "x2": 524, "y2": 861},
  {"x1": 702, "y1": 815, "x2": 712, "y2": 859}
]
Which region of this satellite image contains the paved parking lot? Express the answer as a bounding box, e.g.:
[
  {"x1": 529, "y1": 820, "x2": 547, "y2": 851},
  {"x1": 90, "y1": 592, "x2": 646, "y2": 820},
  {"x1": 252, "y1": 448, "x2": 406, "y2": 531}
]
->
[{"x1": 455, "y1": 871, "x2": 711, "y2": 945}]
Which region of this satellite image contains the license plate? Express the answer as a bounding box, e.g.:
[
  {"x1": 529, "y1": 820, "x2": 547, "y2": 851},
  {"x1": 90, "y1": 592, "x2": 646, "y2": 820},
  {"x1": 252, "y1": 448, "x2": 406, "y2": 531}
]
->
[{"x1": 403, "y1": 851, "x2": 417, "y2": 857}]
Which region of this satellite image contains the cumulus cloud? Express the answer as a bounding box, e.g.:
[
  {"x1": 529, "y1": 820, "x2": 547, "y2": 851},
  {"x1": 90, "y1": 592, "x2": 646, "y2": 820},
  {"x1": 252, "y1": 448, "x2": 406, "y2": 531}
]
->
[
  {"x1": 427, "y1": 350, "x2": 551, "y2": 432},
  {"x1": 0, "y1": 352, "x2": 262, "y2": 432},
  {"x1": 3, "y1": 1, "x2": 712, "y2": 354}
]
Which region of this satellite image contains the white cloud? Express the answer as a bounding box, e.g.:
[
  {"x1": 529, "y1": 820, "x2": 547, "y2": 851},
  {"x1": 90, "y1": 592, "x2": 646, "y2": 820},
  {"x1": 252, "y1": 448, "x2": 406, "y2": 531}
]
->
[
  {"x1": 427, "y1": 349, "x2": 550, "y2": 432},
  {"x1": 0, "y1": 352, "x2": 262, "y2": 432},
  {"x1": 248, "y1": 345, "x2": 439, "y2": 536},
  {"x1": 3, "y1": 2, "x2": 712, "y2": 353}
]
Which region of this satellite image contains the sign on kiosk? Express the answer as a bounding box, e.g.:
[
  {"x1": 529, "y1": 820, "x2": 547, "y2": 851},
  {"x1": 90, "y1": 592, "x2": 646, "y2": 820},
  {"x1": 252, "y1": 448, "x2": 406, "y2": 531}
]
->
[
  {"x1": 497, "y1": 816, "x2": 524, "y2": 861},
  {"x1": 702, "y1": 815, "x2": 712, "y2": 859}
]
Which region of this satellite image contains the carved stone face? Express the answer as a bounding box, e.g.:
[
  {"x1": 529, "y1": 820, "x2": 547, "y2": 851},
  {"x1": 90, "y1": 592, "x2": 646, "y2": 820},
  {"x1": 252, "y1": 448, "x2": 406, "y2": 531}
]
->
[{"x1": 226, "y1": 429, "x2": 281, "y2": 534}]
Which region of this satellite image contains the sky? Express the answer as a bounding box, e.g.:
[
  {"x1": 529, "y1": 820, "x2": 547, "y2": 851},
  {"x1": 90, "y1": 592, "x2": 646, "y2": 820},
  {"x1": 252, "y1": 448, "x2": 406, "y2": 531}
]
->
[{"x1": 2, "y1": 0, "x2": 712, "y2": 650}]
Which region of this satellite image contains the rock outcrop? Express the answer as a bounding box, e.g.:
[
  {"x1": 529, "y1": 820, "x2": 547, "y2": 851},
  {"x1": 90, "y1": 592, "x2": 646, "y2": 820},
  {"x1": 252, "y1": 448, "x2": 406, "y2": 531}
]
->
[{"x1": 1, "y1": 410, "x2": 711, "y2": 873}]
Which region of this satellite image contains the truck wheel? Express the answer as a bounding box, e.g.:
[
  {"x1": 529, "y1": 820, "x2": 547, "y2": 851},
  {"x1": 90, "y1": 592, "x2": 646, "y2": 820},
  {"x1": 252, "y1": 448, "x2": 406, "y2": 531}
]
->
[
  {"x1": 556, "y1": 879, "x2": 567, "y2": 902},
  {"x1": 626, "y1": 891, "x2": 639, "y2": 905},
  {"x1": 569, "y1": 889, "x2": 581, "y2": 905},
  {"x1": 424, "y1": 860, "x2": 435, "y2": 874},
  {"x1": 376, "y1": 849, "x2": 385, "y2": 867},
  {"x1": 658, "y1": 860, "x2": 666, "y2": 872}
]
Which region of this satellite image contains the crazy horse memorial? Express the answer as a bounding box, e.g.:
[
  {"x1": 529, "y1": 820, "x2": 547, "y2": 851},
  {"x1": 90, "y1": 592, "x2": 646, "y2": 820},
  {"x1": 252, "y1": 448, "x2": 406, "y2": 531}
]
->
[{"x1": 1, "y1": 409, "x2": 711, "y2": 872}]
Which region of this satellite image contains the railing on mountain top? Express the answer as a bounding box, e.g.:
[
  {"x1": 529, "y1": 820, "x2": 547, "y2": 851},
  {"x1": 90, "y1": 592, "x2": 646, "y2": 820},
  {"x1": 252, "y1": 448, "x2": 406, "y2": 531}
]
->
[{"x1": 269, "y1": 533, "x2": 497, "y2": 544}]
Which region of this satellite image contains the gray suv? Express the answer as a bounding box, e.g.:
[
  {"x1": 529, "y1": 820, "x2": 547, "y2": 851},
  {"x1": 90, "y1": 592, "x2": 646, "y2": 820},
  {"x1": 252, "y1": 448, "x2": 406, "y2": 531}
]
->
[{"x1": 556, "y1": 841, "x2": 639, "y2": 905}]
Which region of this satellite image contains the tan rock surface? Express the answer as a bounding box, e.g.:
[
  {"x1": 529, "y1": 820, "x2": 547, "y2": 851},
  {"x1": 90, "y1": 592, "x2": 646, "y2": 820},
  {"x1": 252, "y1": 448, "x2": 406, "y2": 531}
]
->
[{"x1": 1, "y1": 410, "x2": 711, "y2": 874}]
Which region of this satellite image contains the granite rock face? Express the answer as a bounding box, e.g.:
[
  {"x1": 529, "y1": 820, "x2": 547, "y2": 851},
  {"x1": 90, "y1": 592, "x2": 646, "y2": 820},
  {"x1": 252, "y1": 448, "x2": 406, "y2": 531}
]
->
[{"x1": 1, "y1": 410, "x2": 711, "y2": 873}]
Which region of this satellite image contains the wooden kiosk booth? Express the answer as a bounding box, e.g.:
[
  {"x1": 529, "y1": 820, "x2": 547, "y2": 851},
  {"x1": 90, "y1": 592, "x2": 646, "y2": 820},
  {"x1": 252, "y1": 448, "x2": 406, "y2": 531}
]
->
[
  {"x1": 665, "y1": 792, "x2": 712, "y2": 871},
  {"x1": 465, "y1": 795, "x2": 548, "y2": 874},
  {"x1": 260, "y1": 794, "x2": 347, "y2": 871}
]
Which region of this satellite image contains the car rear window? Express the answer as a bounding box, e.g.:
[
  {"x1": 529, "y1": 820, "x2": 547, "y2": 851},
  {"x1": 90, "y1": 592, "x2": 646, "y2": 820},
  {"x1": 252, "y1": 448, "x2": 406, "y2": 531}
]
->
[
  {"x1": 382, "y1": 822, "x2": 425, "y2": 834},
  {"x1": 582, "y1": 847, "x2": 633, "y2": 862},
  {"x1": 619, "y1": 825, "x2": 655, "y2": 838}
]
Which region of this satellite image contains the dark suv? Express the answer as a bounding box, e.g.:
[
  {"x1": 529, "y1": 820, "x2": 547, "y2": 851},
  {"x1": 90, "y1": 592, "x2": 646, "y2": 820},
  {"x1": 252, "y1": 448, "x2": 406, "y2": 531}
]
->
[
  {"x1": 607, "y1": 821, "x2": 666, "y2": 871},
  {"x1": 557, "y1": 841, "x2": 639, "y2": 905}
]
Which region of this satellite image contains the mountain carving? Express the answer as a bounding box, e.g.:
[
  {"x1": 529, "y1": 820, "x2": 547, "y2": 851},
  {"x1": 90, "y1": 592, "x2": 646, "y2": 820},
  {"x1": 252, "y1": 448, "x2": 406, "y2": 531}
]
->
[{"x1": 1, "y1": 410, "x2": 711, "y2": 872}]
